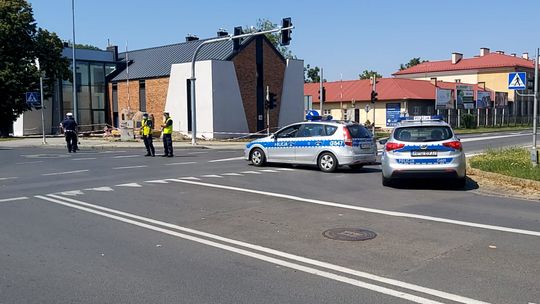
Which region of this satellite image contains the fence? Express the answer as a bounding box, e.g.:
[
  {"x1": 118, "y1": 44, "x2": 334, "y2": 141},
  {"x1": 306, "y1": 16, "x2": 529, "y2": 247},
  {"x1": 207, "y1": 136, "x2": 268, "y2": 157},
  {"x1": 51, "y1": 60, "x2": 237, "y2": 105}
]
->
[{"x1": 436, "y1": 109, "x2": 535, "y2": 129}]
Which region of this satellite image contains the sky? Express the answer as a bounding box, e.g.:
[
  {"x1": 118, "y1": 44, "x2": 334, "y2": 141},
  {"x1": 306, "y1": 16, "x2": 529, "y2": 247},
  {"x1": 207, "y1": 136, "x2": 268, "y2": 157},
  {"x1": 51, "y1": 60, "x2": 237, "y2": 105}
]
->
[{"x1": 29, "y1": 0, "x2": 540, "y2": 81}]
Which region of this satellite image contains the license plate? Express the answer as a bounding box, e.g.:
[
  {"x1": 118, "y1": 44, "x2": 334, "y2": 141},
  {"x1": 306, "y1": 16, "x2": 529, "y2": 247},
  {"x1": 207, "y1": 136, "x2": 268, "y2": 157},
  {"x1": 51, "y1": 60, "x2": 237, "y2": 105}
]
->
[
  {"x1": 360, "y1": 143, "x2": 372, "y2": 149},
  {"x1": 411, "y1": 150, "x2": 437, "y2": 157}
]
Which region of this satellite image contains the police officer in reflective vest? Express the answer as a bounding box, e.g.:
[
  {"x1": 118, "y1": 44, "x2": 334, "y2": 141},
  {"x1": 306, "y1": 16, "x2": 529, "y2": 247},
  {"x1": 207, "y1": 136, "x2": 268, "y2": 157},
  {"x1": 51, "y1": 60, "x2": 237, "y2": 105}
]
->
[
  {"x1": 140, "y1": 113, "x2": 155, "y2": 157},
  {"x1": 161, "y1": 112, "x2": 173, "y2": 157},
  {"x1": 61, "y1": 112, "x2": 78, "y2": 153}
]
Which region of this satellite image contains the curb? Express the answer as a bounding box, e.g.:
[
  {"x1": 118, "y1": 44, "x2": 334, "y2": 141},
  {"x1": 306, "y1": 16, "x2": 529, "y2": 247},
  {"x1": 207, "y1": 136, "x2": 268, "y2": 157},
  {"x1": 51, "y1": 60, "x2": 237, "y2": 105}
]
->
[{"x1": 467, "y1": 166, "x2": 540, "y2": 193}]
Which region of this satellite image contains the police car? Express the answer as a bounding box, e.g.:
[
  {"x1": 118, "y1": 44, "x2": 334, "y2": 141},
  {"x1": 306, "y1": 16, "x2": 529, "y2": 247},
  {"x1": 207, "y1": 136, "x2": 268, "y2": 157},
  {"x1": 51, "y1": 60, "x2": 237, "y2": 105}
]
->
[
  {"x1": 245, "y1": 111, "x2": 377, "y2": 172},
  {"x1": 380, "y1": 116, "x2": 466, "y2": 187}
]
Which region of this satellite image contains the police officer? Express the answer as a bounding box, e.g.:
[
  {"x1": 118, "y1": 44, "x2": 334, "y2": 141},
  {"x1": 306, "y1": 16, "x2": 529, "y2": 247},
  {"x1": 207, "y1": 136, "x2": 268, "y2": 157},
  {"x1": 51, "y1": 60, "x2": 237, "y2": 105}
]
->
[
  {"x1": 140, "y1": 113, "x2": 155, "y2": 157},
  {"x1": 61, "y1": 112, "x2": 78, "y2": 153},
  {"x1": 161, "y1": 112, "x2": 173, "y2": 157}
]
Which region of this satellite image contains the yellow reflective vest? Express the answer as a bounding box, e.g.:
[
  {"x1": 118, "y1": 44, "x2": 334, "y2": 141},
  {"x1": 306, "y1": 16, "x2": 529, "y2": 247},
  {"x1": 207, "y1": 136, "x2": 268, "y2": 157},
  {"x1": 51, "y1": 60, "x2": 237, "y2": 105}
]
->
[
  {"x1": 141, "y1": 118, "x2": 153, "y2": 136},
  {"x1": 162, "y1": 117, "x2": 173, "y2": 135}
]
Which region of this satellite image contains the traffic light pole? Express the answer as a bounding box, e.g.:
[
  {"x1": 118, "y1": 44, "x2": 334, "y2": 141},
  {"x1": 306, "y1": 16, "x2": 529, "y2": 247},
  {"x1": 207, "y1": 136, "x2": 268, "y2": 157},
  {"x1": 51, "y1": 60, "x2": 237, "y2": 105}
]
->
[
  {"x1": 372, "y1": 76, "x2": 376, "y2": 136},
  {"x1": 319, "y1": 68, "x2": 324, "y2": 113},
  {"x1": 189, "y1": 24, "x2": 294, "y2": 145},
  {"x1": 515, "y1": 48, "x2": 539, "y2": 166},
  {"x1": 266, "y1": 86, "x2": 270, "y2": 135}
]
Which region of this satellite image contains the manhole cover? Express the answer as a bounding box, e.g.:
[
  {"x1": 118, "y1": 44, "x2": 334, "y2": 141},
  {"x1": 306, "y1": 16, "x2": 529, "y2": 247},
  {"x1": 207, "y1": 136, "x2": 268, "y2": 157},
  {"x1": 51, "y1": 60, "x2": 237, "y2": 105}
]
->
[{"x1": 322, "y1": 228, "x2": 377, "y2": 241}]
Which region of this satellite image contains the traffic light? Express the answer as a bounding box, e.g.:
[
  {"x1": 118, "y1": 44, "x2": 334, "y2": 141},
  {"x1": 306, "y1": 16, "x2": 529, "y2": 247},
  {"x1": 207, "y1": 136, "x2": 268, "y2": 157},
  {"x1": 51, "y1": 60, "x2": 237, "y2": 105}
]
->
[
  {"x1": 370, "y1": 90, "x2": 378, "y2": 104},
  {"x1": 318, "y1": 87, "x2": 326, "y2": 102},
  {"x1": 527, "y1": 75, "x2": 535, "y2": 90},
  {"x1": 280, "y1": 17, "x2": 292, "y2": 46},
  {"x1": 266, "y1": 92, "x2": 277, "y2": 109},
  {"x1": 233, "y1": 26, "x2": 243, "y2": 52}
]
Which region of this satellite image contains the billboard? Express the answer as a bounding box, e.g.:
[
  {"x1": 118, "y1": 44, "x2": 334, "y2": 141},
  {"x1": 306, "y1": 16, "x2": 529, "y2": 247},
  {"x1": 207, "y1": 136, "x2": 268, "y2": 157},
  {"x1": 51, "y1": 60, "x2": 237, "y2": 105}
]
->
[
  {"x1": 436, "y1": 88, "x2": 453, "y2": 110},
  {"x1": 456, "y1": 85, "x2": 474, "y2": 109},
  {"x1": 495, "y1": 92, "x2": 508, "y2": 108},
  {"x1": 476, "y1": 91, "x2": 491, "y2": 109},
  {"x1": 386, "y1": 103, "x2": 401, "y2": 127}
]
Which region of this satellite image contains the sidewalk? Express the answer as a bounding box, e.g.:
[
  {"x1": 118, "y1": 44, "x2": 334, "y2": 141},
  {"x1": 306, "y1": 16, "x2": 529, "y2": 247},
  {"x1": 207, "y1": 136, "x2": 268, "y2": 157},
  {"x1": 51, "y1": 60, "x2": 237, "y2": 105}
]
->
[{"x1": 0, "y1": 136, "x2": 246, "y2": 150}]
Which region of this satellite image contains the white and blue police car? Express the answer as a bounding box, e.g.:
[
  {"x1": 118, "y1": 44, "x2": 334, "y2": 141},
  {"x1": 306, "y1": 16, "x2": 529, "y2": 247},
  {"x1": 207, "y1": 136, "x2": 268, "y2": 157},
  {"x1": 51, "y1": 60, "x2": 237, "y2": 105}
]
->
[
  {"x1": 245, "y1": 111, "x2": 377, "y2": 172},
  {"x1": 380, "y1": 116, "x2": 466, "y2": 187}
]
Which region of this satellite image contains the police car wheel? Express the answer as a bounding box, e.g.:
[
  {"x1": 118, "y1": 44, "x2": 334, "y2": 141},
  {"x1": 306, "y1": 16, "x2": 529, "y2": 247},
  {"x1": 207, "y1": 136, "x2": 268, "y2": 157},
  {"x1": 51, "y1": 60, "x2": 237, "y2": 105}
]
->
[
  {"x1": 250, "y1": 148, "x2": 266, "y2": 167},
  {"x1": 318, "y1": 152, "x2": 338, "y2": 173},
  {"x1": 382, "y1": 175, "x2": 392, "y2": 187}
]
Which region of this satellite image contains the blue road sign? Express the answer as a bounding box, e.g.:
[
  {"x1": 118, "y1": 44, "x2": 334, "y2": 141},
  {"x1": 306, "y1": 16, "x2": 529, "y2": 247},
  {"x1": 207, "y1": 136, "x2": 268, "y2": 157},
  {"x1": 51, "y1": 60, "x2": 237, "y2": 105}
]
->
[
  {"x1": 508, "y1": 72, "x2": 526, "y2": 90},
  {"x1": 25, "y1": 91, "x2": 41, "y2": 106}
]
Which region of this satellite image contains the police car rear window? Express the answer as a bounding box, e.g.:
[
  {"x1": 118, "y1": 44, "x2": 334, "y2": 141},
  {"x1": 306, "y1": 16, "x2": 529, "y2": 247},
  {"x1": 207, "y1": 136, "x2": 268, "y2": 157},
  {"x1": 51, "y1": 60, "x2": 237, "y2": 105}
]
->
[
  {"x1": 394, "y1": 126, "x2": 453, "y2": 142},
  {"x1": 325, "y1": 125, "x2": 337, "y2": 136},
  {"x1": 347, "y1": 125, "x2": 371, "y2": 138}
]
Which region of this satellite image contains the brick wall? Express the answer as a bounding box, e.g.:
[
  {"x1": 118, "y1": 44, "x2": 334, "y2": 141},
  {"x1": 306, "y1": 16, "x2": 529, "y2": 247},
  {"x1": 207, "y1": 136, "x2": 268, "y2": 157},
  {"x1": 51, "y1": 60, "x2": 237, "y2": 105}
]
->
[
  {"x1": 233, "y1": 37, "x2": 286, "y2": 133},
  {"x1": 109, "y1": 77, "x2": 169, "y2": 122}
]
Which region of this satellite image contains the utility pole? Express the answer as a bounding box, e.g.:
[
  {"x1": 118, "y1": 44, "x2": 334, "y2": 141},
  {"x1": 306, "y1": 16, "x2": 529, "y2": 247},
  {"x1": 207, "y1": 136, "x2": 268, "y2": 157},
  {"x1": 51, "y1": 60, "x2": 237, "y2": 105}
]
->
[
  {"x1": 319, "y1": 68, "x2": 324, "y2": 114},
  {"x1": 71, "y1": 0, "x2": 78, "y2": 122},
  {"x1": 532, "y1": 48, "x2": 539, "y2": 166},
  {"x1": 371, "y1": 76, "x2": 377, "y2": 136},
  {"x1": 36, "y1": 59, "x2": 46, "y2": 144}
]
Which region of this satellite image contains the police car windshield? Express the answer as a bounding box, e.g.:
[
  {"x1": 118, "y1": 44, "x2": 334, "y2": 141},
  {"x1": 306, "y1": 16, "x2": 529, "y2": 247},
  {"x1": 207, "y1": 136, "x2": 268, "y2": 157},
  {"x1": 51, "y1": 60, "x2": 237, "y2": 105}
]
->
[
  {"x1": 394, "y1": 126, "x2": 453, "y2": 142},
  {"x1": 347, "y1": 125, "x2": 371, "y2": 138}
]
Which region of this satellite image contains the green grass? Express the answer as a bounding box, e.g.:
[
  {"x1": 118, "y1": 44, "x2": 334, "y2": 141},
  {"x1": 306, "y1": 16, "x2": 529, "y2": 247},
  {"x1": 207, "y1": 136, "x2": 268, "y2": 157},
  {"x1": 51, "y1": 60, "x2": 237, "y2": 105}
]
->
[{"x1": 469, "y1": 147, "x2": 540, "y2": 181}]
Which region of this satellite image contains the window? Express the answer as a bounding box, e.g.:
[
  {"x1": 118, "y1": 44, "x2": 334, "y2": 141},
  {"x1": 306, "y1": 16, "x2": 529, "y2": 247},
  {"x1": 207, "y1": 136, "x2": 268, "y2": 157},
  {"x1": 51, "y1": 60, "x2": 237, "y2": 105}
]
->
[
  {"x1": 323, "y1": 109, "x2": 331, "y2": 115},
  {"x1": 275, "y1": 125, "x2": 300, "y2": 138},
  {"x1": 394, "y1": 126, "x2": 453, "y2": 142},
  {"x1": 325, "y1": 125, "x2": 338, "y2": 136},
  {"x1": 297, "y1": 124, "x2": 326, "y2": 137},
  {"x1": 112, "y1": 83, "x2": 118, "y2": 112},
  {"x1": 139, "y1": 80, "x2": 146, "y2": 112},
  {"x1": 347, "y1": 125, "x2": 371, "y2": 138}
]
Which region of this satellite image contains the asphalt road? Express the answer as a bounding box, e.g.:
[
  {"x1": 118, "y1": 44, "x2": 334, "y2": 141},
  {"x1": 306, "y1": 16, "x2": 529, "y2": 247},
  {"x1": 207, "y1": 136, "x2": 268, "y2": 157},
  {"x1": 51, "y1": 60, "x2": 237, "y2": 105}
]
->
[{"x1": 0, "y1": 131, "x2": 538, "y2": 304}]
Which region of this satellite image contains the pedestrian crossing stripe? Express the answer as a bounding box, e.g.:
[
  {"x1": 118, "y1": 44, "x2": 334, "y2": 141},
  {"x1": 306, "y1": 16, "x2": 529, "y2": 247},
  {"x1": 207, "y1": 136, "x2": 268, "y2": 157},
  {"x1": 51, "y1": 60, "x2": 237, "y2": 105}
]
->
[{"x1": 508, "y1": 72, "x2": 526, "y2": 89}]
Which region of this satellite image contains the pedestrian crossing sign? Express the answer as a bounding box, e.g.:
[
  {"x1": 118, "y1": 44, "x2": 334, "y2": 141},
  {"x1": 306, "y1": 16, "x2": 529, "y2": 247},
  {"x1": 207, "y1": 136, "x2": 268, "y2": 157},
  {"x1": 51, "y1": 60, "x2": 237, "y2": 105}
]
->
[
  {"x1": 25, "y1": 91, "x2": 40, "y2": 105},
  {"x1": 508, "y1": 72, "x2": 526, "y2": 90}
]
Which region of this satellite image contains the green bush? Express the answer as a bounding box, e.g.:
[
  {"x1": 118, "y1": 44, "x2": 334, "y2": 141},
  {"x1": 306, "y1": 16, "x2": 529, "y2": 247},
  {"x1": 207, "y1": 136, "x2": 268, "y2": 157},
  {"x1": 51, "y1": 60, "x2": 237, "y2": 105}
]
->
[
  {"x1": 469, "y1": 147, "x2": 540, "y2": 181},
  {"x1": 461, "y1": 113, "x2": 476, "y2": 129}
]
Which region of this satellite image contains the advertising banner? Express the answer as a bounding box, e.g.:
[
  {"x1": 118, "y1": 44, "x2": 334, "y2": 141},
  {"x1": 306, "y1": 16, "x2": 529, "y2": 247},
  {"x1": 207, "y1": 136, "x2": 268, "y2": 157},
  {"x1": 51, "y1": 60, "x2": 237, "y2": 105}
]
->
[
  {"x1": 476, "y1": 91, "x2": 491, "y2": 108},
  {"x1": 385, "y1": 103, "x2": 401, "y2": 127},
  {"x1": 436, "y1": 88, "x2": 453, "y2": 110},
  {"x1": 495, "y1": 92, "x2": 508, "y2": 108},
  {"x1": 456, "y1": 85, "x2": 474, "y2": 109}
]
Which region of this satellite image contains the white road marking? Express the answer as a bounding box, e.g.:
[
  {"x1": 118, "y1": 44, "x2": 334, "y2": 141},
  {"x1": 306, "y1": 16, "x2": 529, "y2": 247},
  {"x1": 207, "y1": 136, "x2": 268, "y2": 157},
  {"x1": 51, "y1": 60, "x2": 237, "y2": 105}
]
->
[
  {"x1": 36, "y1": 194, "x2": 489, "y2": 304},
  {"x1": 116, "y1": 183, "x2": 142, "y2": 188},
  {"x1": 241, "y1": 171, "x2": 262, "y2": 174},
  {"x1": 187, "y1": 151, "x2": 208, "y2": 155},
  {"x1": 71, "y1": 157, "x2": 97, "y2": 161},
  {"x1": 275, "y1": 168, "x2": 295, "y2": 171},
  {"x1": 112, "y1": 155, "x2": 139, "y2": 159},
  {"x1": 174, "y1": 179, "x2": 540, "y2": 238},
  {"x1": 222, "y1": 173, "x2": 243, "y2": 176},
  {"x1": 112, "y1": 165, "x2": 147, "y2": 170},
  {"x1": 0, "y1": 177, "x2": 18, "y2": 181},
  {"x1": 0, "y1": 196, "x2": 28, "y2": 203},
  {"x1": 15, "y1": 161, "x2": 44, "y2": 165},
  {"x1": 85, "y1": 187, "x2": 114, "y2": 192},
  {"x1": 201, "y1": 174, "x2": 223, "y2": 178},
  {"x1": 174, "y1": 177, "x2": 201, "y2": 181},
  {"x1": 208, "y1": 156, "x2": 244, "y2": 163},
  {"x1": 145, "y1": 180, "x2": 169, "y2": 184},
  {"x1": 58, "y1": 190, "x2": 84, "y2": 196},
  {"x1": 460, "y1": 133, "x2": 529, "y2": 143},
  {"x1": 42, "y1": 169, "x2": 89, "y2": 176},
  {"x1": 164, "y1": 161, "x2": 197, "y2": 166},
  {"x1": 259, "y1": 169, "x2": 279, "y2": 173}
]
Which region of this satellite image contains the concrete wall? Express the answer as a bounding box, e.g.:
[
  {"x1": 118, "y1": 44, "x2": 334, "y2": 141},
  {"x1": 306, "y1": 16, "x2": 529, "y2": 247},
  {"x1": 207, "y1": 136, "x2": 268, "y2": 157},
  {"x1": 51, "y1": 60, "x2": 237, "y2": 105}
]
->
[
  {"x1": 211, "y1": 60, "x2": 249, "y2": 138},
  {"x1": 279, "y1": 59, "x2": 304, "y2": 128},
  {"x1": 13, "y1": 97, "x2": 53, "y2": 136},
  {"x1": 165, "y1": 61, "x2": 214, "y2": 138}
]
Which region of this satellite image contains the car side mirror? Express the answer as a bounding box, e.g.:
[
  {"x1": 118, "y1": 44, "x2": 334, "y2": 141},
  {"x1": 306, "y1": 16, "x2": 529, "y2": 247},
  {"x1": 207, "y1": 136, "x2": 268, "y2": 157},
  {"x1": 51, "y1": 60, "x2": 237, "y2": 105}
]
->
[{"x1": 379, "y1": 138, "x2": 388, "y2": 145}]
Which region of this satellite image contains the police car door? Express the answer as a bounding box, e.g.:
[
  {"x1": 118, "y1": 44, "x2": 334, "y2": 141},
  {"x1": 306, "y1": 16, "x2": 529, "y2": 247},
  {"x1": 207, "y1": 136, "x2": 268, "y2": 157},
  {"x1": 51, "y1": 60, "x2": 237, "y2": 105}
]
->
[
  {"x1": 295, "y1": 124, "x2": 326, "y2": 164},
  {"x1": 268, "y1": 124, "x2": 301, "y2": 163}
]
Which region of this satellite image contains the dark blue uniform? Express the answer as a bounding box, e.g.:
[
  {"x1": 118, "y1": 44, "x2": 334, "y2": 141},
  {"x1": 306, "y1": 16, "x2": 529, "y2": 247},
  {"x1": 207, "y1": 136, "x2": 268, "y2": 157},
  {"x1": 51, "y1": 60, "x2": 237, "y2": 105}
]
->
[{"x1": 61, "y1": 117, "x2": 78, "y2": 153}]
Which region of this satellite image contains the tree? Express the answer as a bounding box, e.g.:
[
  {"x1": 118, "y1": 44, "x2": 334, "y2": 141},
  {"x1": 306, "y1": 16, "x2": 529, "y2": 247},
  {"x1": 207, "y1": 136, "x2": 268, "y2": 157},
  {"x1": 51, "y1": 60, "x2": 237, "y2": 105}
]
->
[
  {"x1": 304, "y1": 64, "x2": 320, "y2": 83},
  {"x1": 74, "y1": 43, "x2": 102, "y2": 51},
  {"x1": 0, "y1": 0, "x2": 70, "y2": 137},
  {"x1": 359, "y1": 70, "x2": 382, "y2": 80},
  {"x1": 244, "y1": 18, "x2": 295, "y2": 59},
  {"x1": 399, "y1": 57, "x2": 428, "y2": 71}
]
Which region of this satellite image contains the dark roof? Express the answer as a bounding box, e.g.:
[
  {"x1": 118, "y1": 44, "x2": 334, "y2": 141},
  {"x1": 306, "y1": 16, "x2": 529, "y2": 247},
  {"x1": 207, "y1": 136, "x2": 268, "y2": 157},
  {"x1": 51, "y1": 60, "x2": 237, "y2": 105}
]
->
[{"x1": 112, "y1": 38, "x2": 246, "y2": 81}]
